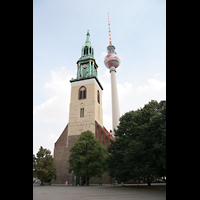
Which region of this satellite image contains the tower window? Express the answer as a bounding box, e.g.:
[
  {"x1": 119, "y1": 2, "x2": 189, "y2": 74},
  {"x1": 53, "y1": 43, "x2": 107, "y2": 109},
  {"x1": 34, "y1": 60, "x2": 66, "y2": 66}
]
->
[
  {"x1": 84, "y1": 46, "x2": 88, "y2": 55},
  {"x1": 97, "y1": 90, "x2": 100, "y2": 104},
  {"x1": 80, "y1": 108, "x2": 84, "y2": 118},
  {"x1": 79, "y1": 86, "x2": 86, "y2": 100}
]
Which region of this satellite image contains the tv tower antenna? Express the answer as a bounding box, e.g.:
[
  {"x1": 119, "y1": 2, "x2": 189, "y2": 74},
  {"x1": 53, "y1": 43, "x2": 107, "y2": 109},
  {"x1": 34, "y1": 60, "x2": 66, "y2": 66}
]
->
[{"x1": 108, "y1": 12, "x2": 112, "y2": 45}]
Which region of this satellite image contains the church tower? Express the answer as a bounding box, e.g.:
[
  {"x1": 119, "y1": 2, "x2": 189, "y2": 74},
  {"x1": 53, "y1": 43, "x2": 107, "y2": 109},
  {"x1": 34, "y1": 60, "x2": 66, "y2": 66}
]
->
[
  {"x1": 68, "y1": 30, "x2": 103, "y2": 136},
  {"x1": 52, "y1": 31, "x2": 114, "y2": 185}
]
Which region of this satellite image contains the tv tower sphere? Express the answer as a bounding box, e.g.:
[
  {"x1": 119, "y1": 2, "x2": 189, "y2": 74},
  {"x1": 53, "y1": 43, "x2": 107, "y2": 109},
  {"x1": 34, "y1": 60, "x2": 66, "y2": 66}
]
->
[
  {"x1": 104, "y1": 45, "x2": 120, "y2": 69},
  {"x1": 104, "y1": 12, "x2": 120, "y2": 69}
]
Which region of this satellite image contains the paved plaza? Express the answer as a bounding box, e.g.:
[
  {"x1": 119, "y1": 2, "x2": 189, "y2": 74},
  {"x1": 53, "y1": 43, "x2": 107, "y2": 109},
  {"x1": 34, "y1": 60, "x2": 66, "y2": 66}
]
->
[{"x1": 33, "y1": 184, "x2": 166, "y2": 200}]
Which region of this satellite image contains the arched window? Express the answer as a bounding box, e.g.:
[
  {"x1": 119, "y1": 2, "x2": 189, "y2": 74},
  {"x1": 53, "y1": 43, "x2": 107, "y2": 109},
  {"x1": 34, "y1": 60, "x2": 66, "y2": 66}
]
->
[
  {"x1": 97, "y1": 90, "x2": 100, "y2": 104},
  {"x1": 84, "y1": 46, "x2": 88, "y2": 55},
  {"x1": 79, "y1": 86, "x2": 86, "y2": 100}
]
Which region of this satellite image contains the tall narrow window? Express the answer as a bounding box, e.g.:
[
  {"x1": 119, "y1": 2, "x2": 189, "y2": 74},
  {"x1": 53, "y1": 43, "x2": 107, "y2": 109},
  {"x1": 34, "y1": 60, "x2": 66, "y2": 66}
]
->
[
  {"x1": 79, "y1": 90, "x2": 82, "y2": 99},
  {"x1": 83, "y1": 90, "x2": 86, "y2": 98},
  {"x1": 84, "y1": 46, "x2": 88, "y2": 55},
  {"x1": 79, "y1": 86, "x2": 86, "y2": 100},
  {"x1": 97, "y1": 90, "x2": 100, "y2": 104},
  {"x1": 80, "y1": 108, "x2": 84, "y2": 118}
]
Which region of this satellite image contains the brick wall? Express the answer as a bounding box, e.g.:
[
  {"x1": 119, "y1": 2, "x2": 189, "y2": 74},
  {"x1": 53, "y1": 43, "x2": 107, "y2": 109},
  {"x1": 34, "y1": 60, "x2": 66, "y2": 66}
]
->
[
  {"x1": 52, "y1": 121, "x2": 115, "y2": 185},
  {"x1": 52, "y1": 126, "x2": 80, "y2": 184}
]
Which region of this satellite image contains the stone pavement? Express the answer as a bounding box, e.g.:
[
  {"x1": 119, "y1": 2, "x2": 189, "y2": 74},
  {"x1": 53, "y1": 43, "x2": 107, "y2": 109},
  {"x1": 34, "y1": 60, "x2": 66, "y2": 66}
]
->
[{"x1": 33, "y1": 184, "x2": 166, "y2": 200}]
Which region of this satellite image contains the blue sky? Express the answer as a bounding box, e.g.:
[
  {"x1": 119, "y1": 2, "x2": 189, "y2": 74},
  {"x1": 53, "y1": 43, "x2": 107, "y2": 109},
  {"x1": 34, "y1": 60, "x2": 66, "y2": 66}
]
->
[{"x1": 33, "y1": 0, "x2": 166, "y2": 156}]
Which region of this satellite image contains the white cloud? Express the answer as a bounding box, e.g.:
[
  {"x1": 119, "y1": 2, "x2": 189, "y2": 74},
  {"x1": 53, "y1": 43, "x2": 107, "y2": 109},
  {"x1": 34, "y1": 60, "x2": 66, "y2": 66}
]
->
[
  {"x1": 101, "y1": 52, "x2": 107, "y2": 56},
  {"x1": 43, "y1": 67, "x2": 73, "y2": 93},
  {"x1": 104, "y1": 69, "x2": 110, "y2": 78},
  {"x1": 33, "y1": 95, "x2": 59, "y2": 123},
  {"x1": 136, "y1": 79, "x2": 166, "y2": 96},
  {"x1": 33, "y1": 67, "x2": 75, "y2": 124},
  {"x1": 102, "y1": 113, "x2": 112, "y2": 133},
  {"x1": 118, "y1": 82, "x2": 134, "y2": 102},
  {"x1": 33, "y1": 67, "x2": 76, "y2": 155},
  {"x1": 101, "y1": 80, "x2": 111, "y2": 111},
  {"x1": 46, "y1": 133, "x2": 58, "y2": 151},
  {"x1": 33, "y1": 129, "x2": 61, "y2": 156}
]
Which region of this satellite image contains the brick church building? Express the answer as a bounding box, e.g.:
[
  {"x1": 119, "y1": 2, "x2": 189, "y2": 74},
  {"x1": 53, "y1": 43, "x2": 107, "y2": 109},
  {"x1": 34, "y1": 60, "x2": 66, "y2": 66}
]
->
[{"x1": 52, "y1": 31, "x2": 115, "y2": 185}]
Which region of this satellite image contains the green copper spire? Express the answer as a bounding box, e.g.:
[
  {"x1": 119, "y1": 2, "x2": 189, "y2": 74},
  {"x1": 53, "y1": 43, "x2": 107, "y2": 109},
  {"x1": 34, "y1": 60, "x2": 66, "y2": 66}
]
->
[
  {"x1": 85, "y1": 30, "x2": 91, "y2": 45},
  {"x1": 77, "y1": 31, "x2": 97, "y2": 79},
  {"x1": 70, "y1": 31, "x2": 103, "y2": 90},
  {"x1": 80, "y1": 31, "x2": 94, "y2": 58}
]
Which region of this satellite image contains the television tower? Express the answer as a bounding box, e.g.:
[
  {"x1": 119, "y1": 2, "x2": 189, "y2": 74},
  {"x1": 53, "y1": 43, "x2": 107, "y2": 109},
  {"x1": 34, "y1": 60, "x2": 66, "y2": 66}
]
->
[{"x1": 104, "y1": 13, "x2": 120, "y2": 135}]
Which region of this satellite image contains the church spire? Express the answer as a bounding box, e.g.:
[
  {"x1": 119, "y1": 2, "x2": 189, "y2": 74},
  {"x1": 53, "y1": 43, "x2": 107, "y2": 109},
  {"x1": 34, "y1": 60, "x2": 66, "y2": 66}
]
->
[
  {"x1": 80, "y1": 31, "x2": 94, "y2": 58},
  {"x1": 70, "y1": 31, "x2": 101, "y2": 84},
  {"x1": 85, "y1": 30, "x2": 91, "y2": 45}
]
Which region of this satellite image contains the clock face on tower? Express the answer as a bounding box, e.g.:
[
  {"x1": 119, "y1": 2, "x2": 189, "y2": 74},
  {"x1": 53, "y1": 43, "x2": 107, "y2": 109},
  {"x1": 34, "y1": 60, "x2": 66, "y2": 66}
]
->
[
  {"x1": 82, "y1": 65, "x2": 88, "y2": 77},
  {"x1": 83, "y1": 64, "x2": 87, "y2": 69}
]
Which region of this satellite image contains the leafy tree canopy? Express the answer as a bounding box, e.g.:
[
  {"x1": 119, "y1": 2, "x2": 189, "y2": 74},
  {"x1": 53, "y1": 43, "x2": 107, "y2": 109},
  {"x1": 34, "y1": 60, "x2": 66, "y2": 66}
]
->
[
  {"x1": 68, "y1": 130, "x2": 107, "y2": 185},
  {"x1": 106, "y1": 100, "x2": 166, "y2": 186},
  {"x1": 33, "y1": 146, "x2": 56, "y2": 185}
]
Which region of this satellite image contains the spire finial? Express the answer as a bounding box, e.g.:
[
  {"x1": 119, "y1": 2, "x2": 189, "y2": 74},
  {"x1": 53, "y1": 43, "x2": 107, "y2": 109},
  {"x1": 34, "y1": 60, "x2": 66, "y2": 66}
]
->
[
  {"x1": 85, "y1": 30, "x2": 91, "y2": 44},
  {"x1": 108, "y1": 12, "x2": 112, "y2": 45}
]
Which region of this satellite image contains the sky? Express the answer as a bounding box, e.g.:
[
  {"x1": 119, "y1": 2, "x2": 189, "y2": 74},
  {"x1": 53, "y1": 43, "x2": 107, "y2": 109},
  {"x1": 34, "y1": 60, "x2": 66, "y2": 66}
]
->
[{"x1": 33, "y1": 0, "x2": 166, "y2": 156}]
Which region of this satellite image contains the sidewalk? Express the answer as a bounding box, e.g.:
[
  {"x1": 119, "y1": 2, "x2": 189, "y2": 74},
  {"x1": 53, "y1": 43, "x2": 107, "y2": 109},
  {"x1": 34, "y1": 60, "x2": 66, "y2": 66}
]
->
[{"x1": 33, "y1": 184, "x2": 166, "y2": 200}]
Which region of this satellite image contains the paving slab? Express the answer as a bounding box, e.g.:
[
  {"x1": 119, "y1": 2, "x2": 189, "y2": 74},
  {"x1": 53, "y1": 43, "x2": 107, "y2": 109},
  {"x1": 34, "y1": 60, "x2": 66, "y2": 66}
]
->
[{"x1": 33, "y1": 184, "x2": 166, "y2": 200}]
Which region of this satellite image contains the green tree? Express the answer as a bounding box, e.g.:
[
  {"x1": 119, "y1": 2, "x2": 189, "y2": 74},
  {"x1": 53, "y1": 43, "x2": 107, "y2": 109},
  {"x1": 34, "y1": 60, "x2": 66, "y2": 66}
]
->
[
  {"x1": 106, "y1": 100, "x2": 166, "y2": 186},
  {"x1": 68, "y1": 130, "x2": 107, "y2": 186},
  {"x1": 33, "y1": 154, "x2": 37, "y2": 178},
  {"x1": 33, "y1": 146, "x2": 56, "y2": 185}
]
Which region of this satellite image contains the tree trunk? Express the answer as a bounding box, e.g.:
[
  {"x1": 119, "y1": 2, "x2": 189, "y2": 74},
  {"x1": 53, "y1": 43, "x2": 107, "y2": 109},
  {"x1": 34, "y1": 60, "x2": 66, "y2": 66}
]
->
[
  {"x1": 147, "y1": 178, "x2": 151, "y2": 186},
  {"x1": 86, "y1": 177, "x2": 90, "y2": 186},
  {"x1": 40, "y1": 178, "x2": 44, "y2": 186}
]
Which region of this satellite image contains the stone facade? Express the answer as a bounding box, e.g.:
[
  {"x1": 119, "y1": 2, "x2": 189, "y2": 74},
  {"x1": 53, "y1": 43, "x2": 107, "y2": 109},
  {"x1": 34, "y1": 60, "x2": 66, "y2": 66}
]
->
[
  {"x1": 52, "y1": 120, "x2": 114, "y2": 185},
  {"x1": 68, "y1": 78, "x2": 103, "y2": 136},
  {"x1": 52, "y1": 125, "x2": 80, "y2": 184}
]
